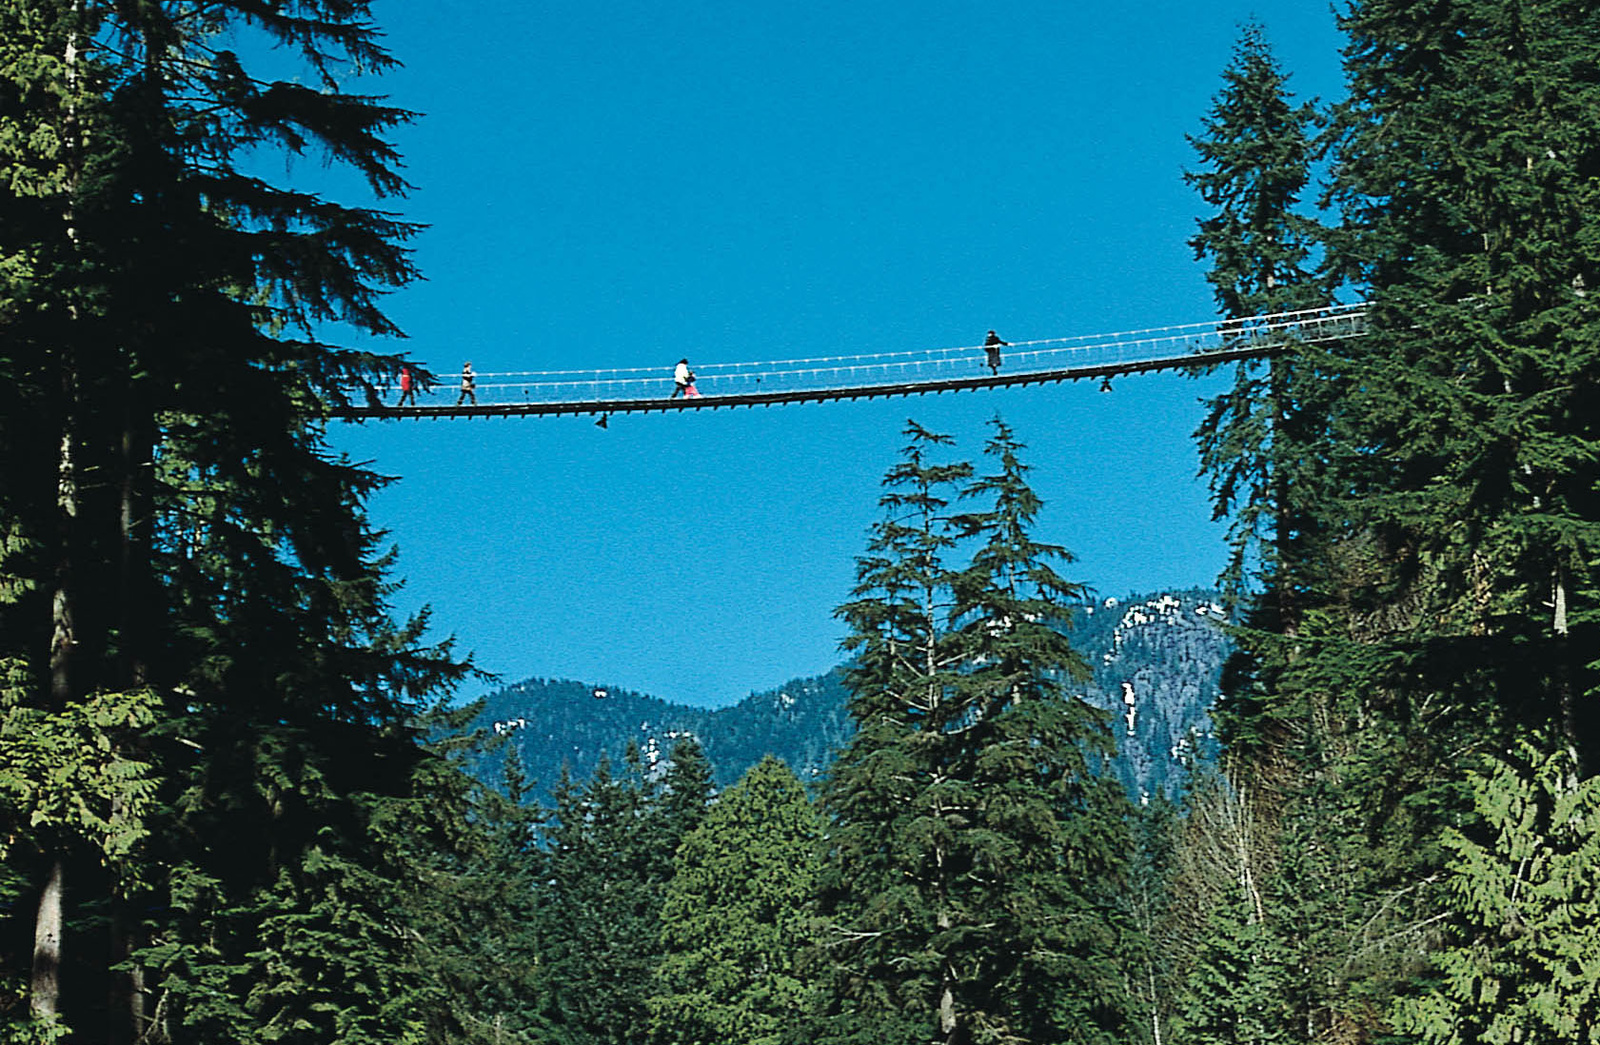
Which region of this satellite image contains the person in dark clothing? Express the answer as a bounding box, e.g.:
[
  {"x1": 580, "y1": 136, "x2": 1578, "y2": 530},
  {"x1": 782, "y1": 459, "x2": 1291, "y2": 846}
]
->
[
  {"x1": 984, "y1": 330, "x2": 1008, "y2": 374},
  {"x1": 456, "y1": 362, "x2": 477, "y2": 405}
]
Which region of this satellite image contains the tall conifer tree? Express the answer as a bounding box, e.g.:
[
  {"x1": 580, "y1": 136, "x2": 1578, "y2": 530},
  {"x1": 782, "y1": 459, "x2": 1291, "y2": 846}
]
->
[
  {"x1": 534, "y1": 755, "x2": 656, "y2": 1045},
  {"x1": 1185, "y1": 21, "x2": 1330, "y2": 665},
  {"x1": 0, "y1": 2, "x2": 469, "y2": 1040},
  {"x1": 377, "y1": 712, "x2": 545, "y2": 1045},
  {"x1": 1325, "y1": 0, "x2": 1600, "y2": 756},
  {"x1": 944, "y1": 418, "x2": 1138, "y2": 1044},
  {"x1": 808, "y1": 419, "x2": 1137, "y2": 1045},
  {"x1": 806, "y1": 422, "x2": 970, "y2": 1045},
  {"x1": 534, "y1": 741, "x2": 712, "y2": 1045},
  {"x1": 649, "y1": 756, "x2": 823, "y2": 1045},
  {"x1": 1170, "y1": 3, "x2": 1600, "y2": 1038},
  {"x1": 1176, "y1": 26, "x2": 1356, "y2": 1040}
]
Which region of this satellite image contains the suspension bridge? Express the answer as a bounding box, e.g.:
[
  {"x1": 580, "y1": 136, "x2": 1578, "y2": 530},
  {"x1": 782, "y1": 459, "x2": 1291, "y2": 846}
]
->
[{"x1": 330, "y1": 303, "x2": 1367, "y2": 422}]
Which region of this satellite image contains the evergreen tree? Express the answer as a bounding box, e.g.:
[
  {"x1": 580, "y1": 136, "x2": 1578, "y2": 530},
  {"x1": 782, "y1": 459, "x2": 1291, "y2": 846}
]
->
[
  {"x1": 1180, "y1": 52, "x2": 1348, "y2": 999},
  {"x1": 804, "y1": 422, "x2": 970, "y2": 1045},
  {"x1": 1186, "y1": 19, "x2": 1325, "y2": 322},
  {"x1": 1176, "y1": 753, "x2": 1414, "y2": 1045},
  {"x1": 1182, "y1": 5, "x2": 1600, "y2": 1035},
  {"x1": 1174, "y1": 7, "x2": 1600, "y2": 1038},
  {"x1": 1324, "y1": 0, "x2": 1600, "y2": 756},
  {"x1": 807, "y1": 419, "x2": 1138, "y2": 1045},
  {"x1": 1173, "y1": 893, "x2": 1293, "y2": 1045},
  {"x1": 534, "y1": 741, "x2": 712, "y2": 1045},
  {"x1": 1391, "y1": 743, "x2": 1600, "y2": 1045},
  {"x1": 649, "y1": 756, "x2": 823, "y2": 1045},
  {"x1": 534, "y1": 755, "x2": 655, "y2": 1045},
  {"x1": 945, "y1": 418, "x2": 1138, "y2": 1043},
  {"x1": 378, "y1": 711, "x2": 545, "y2": 1045},
  {"x1": 648, "y1": 735, "x2": 715, "y2": 881},
  {"x1": 1185, "y1": 20, "x2": 1331, "y2": 615},
  {"x1": 0, "y1": 1, "x2": 469, "y2": 1040},
  {"x1": 1124, "y1": 796, "x2": 1183, "y2": 1045}
]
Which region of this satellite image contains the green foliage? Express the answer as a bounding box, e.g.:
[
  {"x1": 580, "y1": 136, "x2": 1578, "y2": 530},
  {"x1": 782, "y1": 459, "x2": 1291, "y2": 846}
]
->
[
  {"x1": 374, "y1": 706, "x2": 545, "y2": 1045},
  {"x1": 1177, "y1": 6, "x2": 1600, "y2": 1041},
  {"x1": 0, "y1": 687, "x2": 158, "y2": 867},
  {"x1": 1324, "y1": 0, "x2": 1600, "y2": 733},
  {"x1": 1124, "y1": 796, "x2": 1181, "y2": 1045},
  {"x1": 1393, "y1": 742, "x2": 1600, "y2": 1045},
  {"x1": 132, "y1": 725, "x2": 424, "y2": 1045},
  {"x1": 1174, "y1": 893, "x2": 1294, "y2": 1045},
  {"x1": 1186, "y1": 19, "x2": 1334, "y2": 613},
  {"x1": 127, "y1": 708, "x2": 548, "y2": 1045},
  {"x1": 649, "y1": 756, "x2": 823, "y2": 1045},
  {"x1": 807, "y1": 421, "x2": 973, "y2": 1045},
  {"x1": 0, "y1": 1009, "x2": 68, "y2": 1045},
  {"x1": 0, "y1": 1, "x2": 488, "y2": 1040},
  {"x1": 809, "y1": 418, "x2": 1139, "y2": 1045},
  {"x1": 533, "y1": 741, "x2": 713, "y2": 1045},
  {"x1": 1186, "y1": 20, "x2": 1324, "y2": 324}
]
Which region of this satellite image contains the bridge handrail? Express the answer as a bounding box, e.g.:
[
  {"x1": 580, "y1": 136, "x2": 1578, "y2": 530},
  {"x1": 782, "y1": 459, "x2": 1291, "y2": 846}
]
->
[
  {"x1": 352, "y1": 302, "x2": 1368, "y2": 414},
  {"x1": 464, "y1": 302, "x2": 1367, "y2": 381}
]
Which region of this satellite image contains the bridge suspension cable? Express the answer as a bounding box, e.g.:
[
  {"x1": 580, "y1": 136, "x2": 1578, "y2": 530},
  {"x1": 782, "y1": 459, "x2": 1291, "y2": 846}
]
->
[{"x1": 332, "y1": 302, "x2": 1368, "y2": 421}]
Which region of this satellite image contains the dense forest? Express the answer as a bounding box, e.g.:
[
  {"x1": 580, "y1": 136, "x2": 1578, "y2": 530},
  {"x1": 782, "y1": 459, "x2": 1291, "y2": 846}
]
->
[{"x1": 3, "y1": 2, "x2": 1599, "y2": 1044}]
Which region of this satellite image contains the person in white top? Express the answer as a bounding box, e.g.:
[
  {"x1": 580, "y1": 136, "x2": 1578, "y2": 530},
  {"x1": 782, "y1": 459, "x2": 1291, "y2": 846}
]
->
[{"x1": 671, "y1": 358, "x2": 693, "y2": 398}]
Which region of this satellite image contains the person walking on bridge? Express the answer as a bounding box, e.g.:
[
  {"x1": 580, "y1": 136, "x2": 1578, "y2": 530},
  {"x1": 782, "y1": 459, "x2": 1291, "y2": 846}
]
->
[
  {"x1": 984, "y1": 330, "x2": 1008, "y2": 374},
  {"x1": 397, "y1": 364, "x2": 417, "y2": 407},
  {"x1": 671, "y1": 358, "x2": 694, "y2": 398},
  {"x1": 456, "y1": 361, "x2": 477, "y2": 406}
]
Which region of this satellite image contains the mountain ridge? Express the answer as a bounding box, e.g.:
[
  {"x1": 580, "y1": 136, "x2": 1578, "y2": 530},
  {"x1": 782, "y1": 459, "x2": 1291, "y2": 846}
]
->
[{"x1": 468, "y1": 589, "x2": 1230, "y2": 801}]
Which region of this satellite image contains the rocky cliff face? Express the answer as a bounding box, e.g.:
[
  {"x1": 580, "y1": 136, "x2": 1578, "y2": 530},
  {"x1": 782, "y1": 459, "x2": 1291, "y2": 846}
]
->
[
  {"x1": 469, "y1": 590, "x2": 1228, "y2": 800},
  {"x1": 1072, "y1": 590, "x2": 1229, "y2": 801}
]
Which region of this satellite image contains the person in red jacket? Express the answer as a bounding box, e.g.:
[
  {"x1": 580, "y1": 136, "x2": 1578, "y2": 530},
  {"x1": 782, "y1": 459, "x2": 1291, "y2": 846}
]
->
[{"x1": 397, "y1": 364, "x2": 417, "y2": 406}]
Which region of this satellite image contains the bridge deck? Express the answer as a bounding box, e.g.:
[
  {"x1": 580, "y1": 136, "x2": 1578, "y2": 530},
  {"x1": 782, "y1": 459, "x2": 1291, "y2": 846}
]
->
[
  {"x1": 327, "y1": 303, "x2": 1366, "y2": 422},
  {"x1": 331, "y1": 345, "x2": 1277, "y2": 421}
]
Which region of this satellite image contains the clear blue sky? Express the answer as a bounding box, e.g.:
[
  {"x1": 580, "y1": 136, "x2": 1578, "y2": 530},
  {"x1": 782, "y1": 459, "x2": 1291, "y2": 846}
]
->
[{"x1": 326, "y1": 1, "x2": 1346, "y2": 708}]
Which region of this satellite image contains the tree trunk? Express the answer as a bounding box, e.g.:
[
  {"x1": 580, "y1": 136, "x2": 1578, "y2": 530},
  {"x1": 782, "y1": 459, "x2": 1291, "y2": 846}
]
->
[
  {"x1": 1234, "y1": 781, "x2": 1265, "y2": 925},
  {"x1": 1269, "y1": 352, "x2": 1298, "y2": 641},
  {"x1": 30, "y1": 858, "x2": 65, "y2": 1020},
  {"x1": 939, "y1": 980, "x2": 957, "y2": 1041},
  {"x1": 1149, "y1": 966, "x2": 1164, "y2": 1045},
  {"x1": 36, "y1": 353, "x2": 79, "y2": 1019},
  {"x1": 49, "y1": 422, "x2": 77, "y2": 705},
  {"x1": 117, "y1": 407, "x2": 152, "y2": 687},
  {"x1": 1553, "y1": 565, "x2": 1577, "y2": 767},
  {"x1": 109, "y1": 404, "x2": 152, "y2": 1045},
  {"x1": 109, "y1": 896, "x2": 146, "y2": 1045}
]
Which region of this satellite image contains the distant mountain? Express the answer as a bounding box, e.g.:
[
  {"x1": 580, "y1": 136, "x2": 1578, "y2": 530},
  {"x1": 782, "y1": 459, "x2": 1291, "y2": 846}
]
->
[
  {"x1": 1072, "y1": 589, "x2": 1230, "y2": 799},
  {"x1": 467, "y1": 590, "x2": 1229, "y2": 802},
  {"x1": 468, "y1": 673, "x2": 853, "y2": 795}
]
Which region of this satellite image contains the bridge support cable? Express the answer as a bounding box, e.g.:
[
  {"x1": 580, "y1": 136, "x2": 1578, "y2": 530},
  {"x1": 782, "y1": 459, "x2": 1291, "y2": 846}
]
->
[{"x1": 330, "y1": 302, "x2": 1367, "y2": 421}]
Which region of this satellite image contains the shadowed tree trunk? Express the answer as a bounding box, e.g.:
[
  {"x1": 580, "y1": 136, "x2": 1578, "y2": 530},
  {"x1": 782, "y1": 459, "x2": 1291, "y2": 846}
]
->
[{"x1": 31, "y1": 858, "x2": 65, "y2": 1020}]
